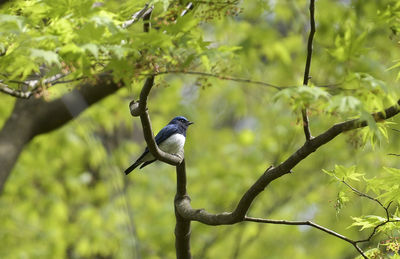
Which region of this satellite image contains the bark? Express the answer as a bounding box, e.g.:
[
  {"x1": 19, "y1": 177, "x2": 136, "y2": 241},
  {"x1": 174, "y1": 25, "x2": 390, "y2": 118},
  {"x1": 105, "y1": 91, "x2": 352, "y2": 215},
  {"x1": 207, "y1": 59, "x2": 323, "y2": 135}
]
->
[{"x1": 174, "y1": 161, "x2": 191, "y2": 259}]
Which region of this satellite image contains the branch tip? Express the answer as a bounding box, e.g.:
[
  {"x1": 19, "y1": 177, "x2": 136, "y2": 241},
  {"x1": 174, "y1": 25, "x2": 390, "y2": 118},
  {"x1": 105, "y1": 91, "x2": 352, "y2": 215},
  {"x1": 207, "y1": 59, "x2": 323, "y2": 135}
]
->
[{"x1": 129, "y1": 100, "x2": 141, "y2": 117}]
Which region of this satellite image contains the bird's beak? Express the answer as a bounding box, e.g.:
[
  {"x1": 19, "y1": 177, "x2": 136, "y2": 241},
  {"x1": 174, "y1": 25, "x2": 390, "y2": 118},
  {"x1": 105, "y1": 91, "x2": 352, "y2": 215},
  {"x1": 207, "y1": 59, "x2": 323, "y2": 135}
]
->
[{"x1": 188, "y1": 121, "x2": 194, "y2": 125}]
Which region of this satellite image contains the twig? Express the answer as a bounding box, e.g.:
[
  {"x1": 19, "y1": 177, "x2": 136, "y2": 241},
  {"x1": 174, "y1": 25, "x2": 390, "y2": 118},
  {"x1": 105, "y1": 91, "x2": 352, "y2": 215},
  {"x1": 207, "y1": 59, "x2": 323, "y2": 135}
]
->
[
  {"x1": 122, "y1": 4, "x2": 153, "y2": 29},
  {"x1": 0, "y1": 74, "x2": 84, "y2": 99},
  {"x1": 355, "y1": 216, "x2": 400, "y2": 245},
  {"x1": 317, "y1": 81, "x2": 344, "y2": 88},
  {"x1": 335, "y1": 178, "x2": 397, "y2": 249},
  {"x1": 154, "y1": 70, "x2": 285, "y2": 90},
  {"x1": 301, "y1": 0, "x2": 316, "y2": 141},
  {"x1": 244, "y1": 216, "x2": 367, "y2": 259},
  {"x1": 388, "y1": 153, "x2": 400, "y2": 157},
  {"x1": 32, "y1": 73, "x2": 69, "y2": 87},
  {"x1": 192, "y1": 0, "x2": 238, "y2": 4},
  {"x1": 51, "y1": 76, "x2": 87, "y2": 86},
  {"x1": 142, "y1": 5, "x2": 153, "y2": 33},
  {"x1": 175, "y1": 98, "x2": 400, "y2": 259},
  {"x1": 0, "y1": 82, "x2": 31, "y2": 98},
  {"x1": 151, "y1": 70, "x2": 346, "y2": 90},
  {"x1": 336, "y1": 176, "x2": 385, "y2": 209},
  {"x1": 180, "y1": 2, "x2": 194, "y2": 17}
]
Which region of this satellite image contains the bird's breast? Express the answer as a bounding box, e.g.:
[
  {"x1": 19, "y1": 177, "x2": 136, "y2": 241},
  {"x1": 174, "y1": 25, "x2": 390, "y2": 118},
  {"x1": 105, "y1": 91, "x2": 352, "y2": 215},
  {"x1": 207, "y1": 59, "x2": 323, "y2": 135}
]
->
[{"x1": 159, "y1": 133, "x2": 186, "y2": 156}]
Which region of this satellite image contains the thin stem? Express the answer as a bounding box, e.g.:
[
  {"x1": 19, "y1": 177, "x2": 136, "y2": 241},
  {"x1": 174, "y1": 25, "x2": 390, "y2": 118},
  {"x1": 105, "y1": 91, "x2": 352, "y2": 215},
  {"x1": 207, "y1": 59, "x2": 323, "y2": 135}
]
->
[
  {"x1": 122, "y1": 4, "x2": 152, "y2": 29},
  {"x1": 244, "y1": 216, "x2": 367, "y2": 259},
  {"x1": 337, "y1": 176, "x2": 385, "y2": 209},
  {"x1": 154, "y1": 70, "x2": 284, "y2": 90},
  {"x1": 301, "y1": 0, "x2": 316, "y2": 141},
  {"x1": 337, "y1": 178, "x2": 397, "y2": 248}
]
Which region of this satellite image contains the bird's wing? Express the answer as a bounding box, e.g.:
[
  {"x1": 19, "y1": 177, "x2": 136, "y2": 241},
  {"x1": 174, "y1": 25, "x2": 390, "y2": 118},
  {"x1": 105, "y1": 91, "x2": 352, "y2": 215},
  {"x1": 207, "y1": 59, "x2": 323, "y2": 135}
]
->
[
  {"x1": 140, "y1": 124, "x2": 179, "y2": 154},
  {"x1": 125, "y1": 124, "x2": 179, "y2": 174},
  {"x1": 154, "y1": 124, "x2": 179, "y2": 145}
]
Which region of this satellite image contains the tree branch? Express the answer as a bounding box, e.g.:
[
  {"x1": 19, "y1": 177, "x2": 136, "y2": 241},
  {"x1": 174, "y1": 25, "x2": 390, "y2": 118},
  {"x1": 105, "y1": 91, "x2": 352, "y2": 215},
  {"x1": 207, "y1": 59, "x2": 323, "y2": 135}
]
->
[
  {"x1": 0, "y1": 73, "x2": 121, "y2": 193},
  {"x1": 301, "y1": 0, "x2": 316, "y2": 141},
  {"x1": 0, "y1": 81, "x2": 32, "y2": 98},
  {"x1": 122, "y1": 4, "x2": 154, "y2": 29},
  {"x1": 136, "y1": 76, "x2": 183, "y2": 165},
  {"x1": 0, "y1": 71, "x2": 87, "y2": 99},
  {"x1": 337, "y1": 176, "x2": 386, "y2": 212},
  {"x1": 334, "y1": 178, "x2": 399, "y2": 250},
  {"x1": 175, "y1": 161, "x2": 191, "y2": 259},
  {"x1": 180, "y1": 2, "x2": 194, "y2": 17},
  {"x1": 154, "y1": 70, "x2": 284, "y2": 90},
  {"x1": 244, "y1": 216, "x2": 367, "y2": 258},
  {"x1": 174, "y1": 99, "x2": 400, "y2": 259}
]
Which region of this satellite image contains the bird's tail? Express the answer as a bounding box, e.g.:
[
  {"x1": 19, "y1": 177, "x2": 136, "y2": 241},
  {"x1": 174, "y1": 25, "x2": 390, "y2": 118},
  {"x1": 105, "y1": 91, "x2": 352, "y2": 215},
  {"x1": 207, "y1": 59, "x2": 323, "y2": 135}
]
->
[{"x1": 124, "y1": 161, "x2": 141, "y2": 175}]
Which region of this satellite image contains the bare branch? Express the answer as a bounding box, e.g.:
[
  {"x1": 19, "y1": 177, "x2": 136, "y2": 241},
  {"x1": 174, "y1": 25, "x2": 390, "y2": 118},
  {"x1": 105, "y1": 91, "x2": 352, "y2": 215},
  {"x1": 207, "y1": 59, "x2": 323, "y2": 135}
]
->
[
  {"x1": 154, "y1": 70, "x2": 284, "y2": 90},
  {"x1": 301, "y1": 0, "x2": 316, "y2": 141},
  {"x1": 143, "y1": 5, "x2": 153, "y2": 32},
  {"x1": 337, "y1": 178, "x2": 397, "y2": 246},
  {"x1": 175, "y1": 98, "x2": 400, "y2": 244},
  {"x1": 0, "y1": 81, "x2": 31, "y2": 98},
  {"x1": 244, "y1": 216, "x2": 367, "y2": 258},
  {"x1": 355, "y1": 218, "x2": 400, "y2": 245},
  {"x1": 50, "y1": 76, "x2": 87, "y2": 86},
  {"x1": 122, "y1": 4, "x2": 153, "y2": 29},
  {"x1": 337, "y1": 176, "x2": 385, "y2": 209},
  {"x1": 25, "y1": 72, "x2": 69, "y2": 88},
  {"x1": 180, "y1": 2, "x2": 194, "y2": 17},
  {"x1": 0, "y1": 73, "x2": 84, "y2": 99}
]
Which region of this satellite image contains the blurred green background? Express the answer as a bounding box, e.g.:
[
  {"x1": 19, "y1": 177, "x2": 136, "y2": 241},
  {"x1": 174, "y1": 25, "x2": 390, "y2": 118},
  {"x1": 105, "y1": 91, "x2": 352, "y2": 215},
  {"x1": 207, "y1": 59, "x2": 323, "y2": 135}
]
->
[{"x1": 1, "y1": 0, "x2": 400, "y2": 258}]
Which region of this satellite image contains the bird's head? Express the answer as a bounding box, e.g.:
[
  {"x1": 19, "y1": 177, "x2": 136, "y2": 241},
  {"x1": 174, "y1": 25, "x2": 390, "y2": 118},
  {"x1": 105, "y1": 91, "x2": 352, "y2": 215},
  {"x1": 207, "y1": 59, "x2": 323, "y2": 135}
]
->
[{"x1": 169, "y1": 116, "x2": 194, "y2": 128}]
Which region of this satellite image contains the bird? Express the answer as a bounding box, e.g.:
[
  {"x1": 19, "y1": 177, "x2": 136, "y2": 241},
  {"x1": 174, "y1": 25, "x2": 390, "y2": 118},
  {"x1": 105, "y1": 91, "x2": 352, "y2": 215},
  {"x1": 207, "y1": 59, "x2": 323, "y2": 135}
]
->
[{"x1": 125, "y1": 116, "x2": 194, "y2": 175}]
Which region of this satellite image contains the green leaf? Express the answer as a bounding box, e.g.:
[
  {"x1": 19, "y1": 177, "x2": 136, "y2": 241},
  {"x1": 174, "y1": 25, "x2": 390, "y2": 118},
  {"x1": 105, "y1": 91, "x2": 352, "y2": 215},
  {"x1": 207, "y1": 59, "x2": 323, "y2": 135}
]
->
[
  {"x1": 322, "y1": 169, "x2": 334, "y2": 177},
  {"x1": 81, "y1": 43, "x2": 99, "y2": 58},
  {"x1": 325, "y1": 165, "x2": 364, "y2": 182},
  {"x1": 273, "y1": 86, "x2": 330, "y2": 111},
  {"x1": 336, "y1": 191, "x2": 349, "y2": 214},
  {"x1": 200, "y1": 55, "x2": 211, "y2": 71},
  {"x1": 327, "y1": 96, "x2": 361, "y2": 114},
  {"x1": 0, "y1": 14, "x2": 26, "y2": 32},
  {"x1": 30, "y1": 49, "x2": 60, "y2": 67},
  {"x1": 349, "y1": 215, "x2": 386, "y2": 231}
]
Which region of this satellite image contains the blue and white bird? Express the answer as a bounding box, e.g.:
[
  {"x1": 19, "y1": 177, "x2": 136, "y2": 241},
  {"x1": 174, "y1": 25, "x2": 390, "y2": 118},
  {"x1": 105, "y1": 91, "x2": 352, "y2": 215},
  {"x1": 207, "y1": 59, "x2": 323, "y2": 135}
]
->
[{"x1": 125, "y1": 116, "x2": 193, "y2": 175}]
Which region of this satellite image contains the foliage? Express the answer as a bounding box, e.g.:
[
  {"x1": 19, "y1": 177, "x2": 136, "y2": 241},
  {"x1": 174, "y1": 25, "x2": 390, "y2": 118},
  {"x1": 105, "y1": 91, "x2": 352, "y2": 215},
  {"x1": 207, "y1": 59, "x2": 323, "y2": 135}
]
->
[{"x1": 1, "y1": 0, "x2": 400, "y2": 258}]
